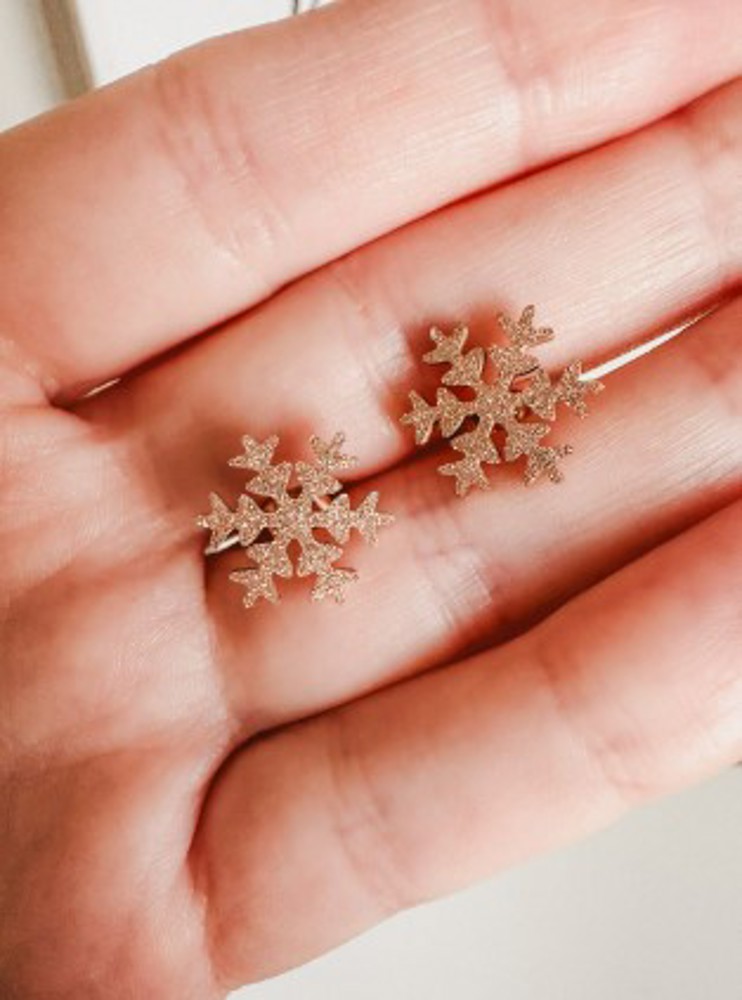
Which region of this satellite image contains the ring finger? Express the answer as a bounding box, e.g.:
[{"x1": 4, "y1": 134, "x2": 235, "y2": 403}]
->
[{"x1": 203, "y1": 297, "x2": 742, "y2": 735}]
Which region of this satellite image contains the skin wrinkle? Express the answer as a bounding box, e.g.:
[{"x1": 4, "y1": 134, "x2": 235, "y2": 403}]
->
[
  {"x1": 2, "y1": 749, "x2": 201, "y2": 926},
  {"x1": 689, "y1": 621, "x2": 742, "y2": 763},
  {"x1": 188, "y1": 732, "x2": 300, "y2": 989},
  {"x1": 1, "y1": 586, "x2": 212, "y2": 766},
  {"x1": 182, "y1": 749, "x2": 241, "y2": 1000},
  {"x1": 5, "y1": 752, "x2": 202, "y2": 920},
  {"x1": 150, "y1": 55, "x2": 291, "y2": 294},
  {"x1": 323, "y1": 257, "x2": 417, "y2": 443},
  {"x1": 532, "y1": 520, "x2": 742, "y2": 803},
  {"x1": 325, "y1": 712, "x2": 421, "y2": 917},
  {"x1": 398, "y1": 462, "x2": 573, "y2": 649},
  {"x1": 395, "y1": 460, "x2": 514, "y2": 643},
  {"x1": 188, "y1": 749, "x2": 240, "y2": 991},
  {"x1": 0, "y1": 339, "x2": 54, "y2": 405},
  {"x1": 476, "y1": 0, "x2": 654, "y2": 158},
  {"x1": 0, "y1": 423, "x2": 125, "y2": 595},
  {"x1": 196, "y1": 550, "x2": 238, "y2": 746},
  {"x1": 1, "y1": 443, "x2": 175, "y2": 595},
  {"x1": 530, "y1": 628, "x2": 646, "y2": 809},
  {"x1": 202, "y1": 580, "x2": 304, "y2": 740},
  {"x1": 77, "y1": 366, "x2": 212, "y2": 527},
  {"x1": 681, "y1": 303, "x2": 742, "y2": 417},
  {"x1": 78, "y1": 392, "x2": 245, "y2": 571},
  {"x1": 385, "y1": 460, "x2": 524, "y2": 674},
  {"x1": 476, "y1": 0, "x2": 552, "y2": 167},
  {"x1": 672, "y1": 94, "x2": 742, "y2": 303}
]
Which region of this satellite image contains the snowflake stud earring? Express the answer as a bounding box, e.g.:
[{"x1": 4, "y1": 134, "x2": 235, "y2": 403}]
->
[
  {"x1": 197, "y1": 433, "x2": 394, "y2": 608},
  {"x1": 401, "y1": 306, "x2": 604, "y2": 496}
]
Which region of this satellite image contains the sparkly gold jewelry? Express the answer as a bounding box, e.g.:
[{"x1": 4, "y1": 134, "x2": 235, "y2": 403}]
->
[
  {"x1": 401, "y1": 306, "x2": 604, "y2": 496},
  {"x1": 198, "y1": 433, "x2": 393, "y2": 608}
]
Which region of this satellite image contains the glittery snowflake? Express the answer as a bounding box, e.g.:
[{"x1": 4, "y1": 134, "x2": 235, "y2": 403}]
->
[
  {"x1": 197, "y1": 434, "x2": 393, "y2": 608},
  {"x1": 401, "y1": 306, "x2": 604, "y2": 496}
]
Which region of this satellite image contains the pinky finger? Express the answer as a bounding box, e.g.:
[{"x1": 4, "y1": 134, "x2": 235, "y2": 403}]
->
[{"x1": 196, "y1": 499, "x2": 742, "y2": 987}]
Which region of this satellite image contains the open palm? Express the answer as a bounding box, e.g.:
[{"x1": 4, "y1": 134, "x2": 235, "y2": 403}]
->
[{"x1": 1, "y1": 1, "x2": 741, "y2": 996}]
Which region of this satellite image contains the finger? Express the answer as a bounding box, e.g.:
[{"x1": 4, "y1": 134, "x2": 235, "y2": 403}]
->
[
  {"x1": 195, "y1": 498, "x2": 742, "y2": 986},
  {"x1": 3, "y1": 1, "x2": 742, "y2": 397},
  {"x1": 199, "y1": 298, "x2": 742, "y2": 735},
  {"x1": 83, "y1": 77, "x2": 742, "y2": 528}
]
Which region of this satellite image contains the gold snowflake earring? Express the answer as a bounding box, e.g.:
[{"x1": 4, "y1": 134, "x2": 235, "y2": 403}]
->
[
  {"x1": 401, "y1": 306, "x2": 604, "y2": 496},
  {"x1": 198, "y1": 433, "x2": 393, "y2": 608}
]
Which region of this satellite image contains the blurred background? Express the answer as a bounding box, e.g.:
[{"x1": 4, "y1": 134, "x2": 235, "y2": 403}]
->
[{"x1": 0, "y1": 2, "x2": 740, "y2": 997}]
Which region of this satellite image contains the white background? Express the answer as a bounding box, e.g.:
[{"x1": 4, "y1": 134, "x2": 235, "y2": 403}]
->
[
  {"x1": 74, "y1": 0, "x2": 302, "y2": 84},
  {"x1": 0, "y1": 3, "x2": 740, "y2": 998},
  {"x1": 0, "y1": 0, "x2": 61, "y2": 127}
]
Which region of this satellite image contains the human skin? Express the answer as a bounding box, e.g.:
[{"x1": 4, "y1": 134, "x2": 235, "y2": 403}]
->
[{"x1": 0, "y1": 0, "x2": 741, "y2": 996}]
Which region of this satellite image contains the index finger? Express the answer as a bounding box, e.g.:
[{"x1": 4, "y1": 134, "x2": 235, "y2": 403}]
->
[
  {"x1": 1, "y1": 0, "x2": 741, "y2": 397},
  {"x1": 197, "y1": 498, "x2": 742, "y2": 985}
]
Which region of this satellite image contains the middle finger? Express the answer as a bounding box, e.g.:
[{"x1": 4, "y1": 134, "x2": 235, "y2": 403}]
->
[{"x1": 79, "y1": 76, "x2": 742, "y2": 528}]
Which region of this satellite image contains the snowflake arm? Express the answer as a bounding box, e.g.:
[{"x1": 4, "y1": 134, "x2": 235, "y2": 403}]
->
[
  {"x1": 228, "y1": 434, "x2": 279, "y2": 472},
  {"x1": 318, "y1": 491, "x2": 394, "y2": 545},
  {"x1": 197, "y1": 493, "x2": 239, "y2": 554},
  {"x1": 400, "y1": 391, "x2": 439, "y2": 445},
  {"x1": 521, "y1": 362, "x2": 604, "y2": 421},
  {"x1": 523, "y1": 444, "x2": 574, "y2": 485},
  {"x1": 438, "y1": 423, "x2": 500, "y2": 497},
  {"x1": 229, "y1": 541, "x2": 293, "y2": 609},
  {"x1": 311, "y1": 568, "x2": 359, "y2": 603},
  {"x1": 297, "y1": 433, "x2": 357, "y2": 497},
  {"x1": 498, "y1": 305, "x2": 554, "y2": 348}
]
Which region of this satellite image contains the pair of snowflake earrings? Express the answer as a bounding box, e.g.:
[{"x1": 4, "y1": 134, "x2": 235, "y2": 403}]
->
[{"x1": 198, "y1": 306, "x2": 603, "y2": 609}]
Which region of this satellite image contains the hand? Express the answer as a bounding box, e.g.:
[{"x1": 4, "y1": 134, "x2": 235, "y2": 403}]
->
[{"x1": 1, "y1": 1, "x2": 740, "y2": 996}]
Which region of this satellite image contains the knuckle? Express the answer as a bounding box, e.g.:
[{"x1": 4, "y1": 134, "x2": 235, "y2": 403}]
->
[
  {"x1": 324, "y1": 713, "x2": 422, "y2": 916},
  {"x1": 322, "y1": 257, "x2": 413, "y2": 429},
  {"x1": 404, "y1": 478, "x2": 514, "y2": 646},
  {"x1": 150, "y1": 52, "x2": 289, "y2": 283},
  {"x1": 532, "y1": 634, "x2": 651, "y2": 808},
  {"x1": 674, "y1": 82, "x2": 742, "y2": 293},
  {"x1": 475, "y1": 0, "x2": 559, "y2": 161}
]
